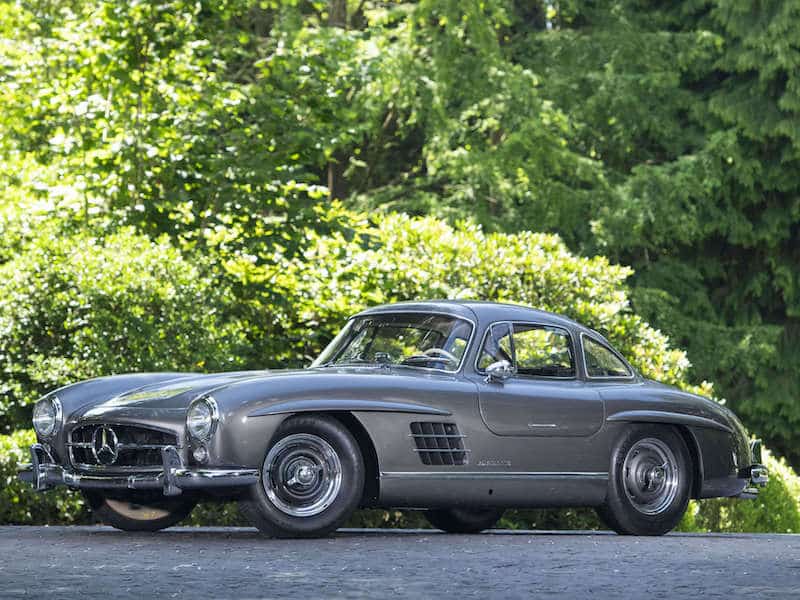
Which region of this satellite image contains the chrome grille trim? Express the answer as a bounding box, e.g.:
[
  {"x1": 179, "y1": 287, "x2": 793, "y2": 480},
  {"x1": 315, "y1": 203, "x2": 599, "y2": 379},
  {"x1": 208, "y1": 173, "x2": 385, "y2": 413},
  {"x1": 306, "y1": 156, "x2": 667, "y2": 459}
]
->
[{"x1": 67, "y1": 423, "x2": 179, "y2": 472}]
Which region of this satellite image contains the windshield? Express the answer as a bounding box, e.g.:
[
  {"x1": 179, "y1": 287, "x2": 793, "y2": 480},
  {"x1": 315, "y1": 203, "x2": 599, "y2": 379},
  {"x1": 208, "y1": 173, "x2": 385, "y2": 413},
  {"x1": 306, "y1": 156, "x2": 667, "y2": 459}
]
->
[{"x1": 312, "y1": 313, "x2": 473, "y2": 372}]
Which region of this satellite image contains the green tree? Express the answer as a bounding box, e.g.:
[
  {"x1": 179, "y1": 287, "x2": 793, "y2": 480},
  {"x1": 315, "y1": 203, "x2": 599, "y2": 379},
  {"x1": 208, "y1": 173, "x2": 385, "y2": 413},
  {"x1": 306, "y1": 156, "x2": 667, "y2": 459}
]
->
[{"x1": 514, "y1": 0, "x2": 800, "y2": 464}]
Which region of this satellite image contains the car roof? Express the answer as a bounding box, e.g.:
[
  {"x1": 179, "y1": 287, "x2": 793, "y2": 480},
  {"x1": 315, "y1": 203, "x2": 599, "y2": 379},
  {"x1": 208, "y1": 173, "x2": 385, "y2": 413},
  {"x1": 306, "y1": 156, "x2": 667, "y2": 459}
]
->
[
  {"x1": 353, "y1": 300, "x2": 632, "y2": 374},
  {"x1": 355, "y1": 300, "x2": 591, "y2": 334}
]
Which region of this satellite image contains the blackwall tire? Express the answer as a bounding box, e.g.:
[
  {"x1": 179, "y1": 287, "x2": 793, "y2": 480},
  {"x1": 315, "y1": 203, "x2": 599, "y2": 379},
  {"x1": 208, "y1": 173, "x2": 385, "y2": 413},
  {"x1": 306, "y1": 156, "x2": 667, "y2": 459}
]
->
[
  {"x1": 239, "y1": 414, "x2": 365, "y2": 538},
  {"x1": 425, "y1": 508, "x2": 504, "y2": 533},
  {"x1": 84, "y1": 492, "x2": 195, "y2": 532},
  {"x1": 597, "y1": 424, "x2": 692, "y2": 536}
]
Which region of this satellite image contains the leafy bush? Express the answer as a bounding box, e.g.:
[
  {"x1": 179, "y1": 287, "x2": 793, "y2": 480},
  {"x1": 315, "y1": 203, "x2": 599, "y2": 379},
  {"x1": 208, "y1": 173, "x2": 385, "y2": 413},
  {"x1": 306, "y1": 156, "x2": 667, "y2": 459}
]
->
[
  {"x1": 267, "y1": 211, "x2": 710, "y2": 395},
  {"x1": 3, "y1": 427, "x2": 799, "y2": 531},
  {"x1": 0, "y1": 430, "x2": 88, "y2": 525},
  {"x1": 688, "y1": 449, "x2": 800, "y2": 534},
  {"x1": 0, "y1": 228, "x2": 248, "y2": 432}
]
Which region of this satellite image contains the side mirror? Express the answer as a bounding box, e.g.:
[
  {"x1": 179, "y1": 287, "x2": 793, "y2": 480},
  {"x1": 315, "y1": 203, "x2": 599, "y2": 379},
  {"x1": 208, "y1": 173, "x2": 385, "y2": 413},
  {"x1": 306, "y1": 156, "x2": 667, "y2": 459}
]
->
[{"x1": 485, "y1": 360, "x2": 515, "y2": 383}]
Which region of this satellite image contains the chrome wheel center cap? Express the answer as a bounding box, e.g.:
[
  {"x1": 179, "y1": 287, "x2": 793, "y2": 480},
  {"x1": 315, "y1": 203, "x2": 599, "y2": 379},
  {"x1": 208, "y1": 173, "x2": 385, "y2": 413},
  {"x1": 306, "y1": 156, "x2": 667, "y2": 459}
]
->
[
  {"x1": 295, "y1": 464, "x2": 315, "y2": 485},
  {"x1": 649, "y1": 466, "x2": 665, "y2": 485}
]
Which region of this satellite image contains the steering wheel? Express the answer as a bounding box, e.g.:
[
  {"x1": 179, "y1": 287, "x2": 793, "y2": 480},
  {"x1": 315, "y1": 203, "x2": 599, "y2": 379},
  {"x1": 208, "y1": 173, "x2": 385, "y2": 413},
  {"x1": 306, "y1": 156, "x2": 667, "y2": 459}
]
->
[{"x1": 422, "y1": 347, "x2": 459, "y2": 365}]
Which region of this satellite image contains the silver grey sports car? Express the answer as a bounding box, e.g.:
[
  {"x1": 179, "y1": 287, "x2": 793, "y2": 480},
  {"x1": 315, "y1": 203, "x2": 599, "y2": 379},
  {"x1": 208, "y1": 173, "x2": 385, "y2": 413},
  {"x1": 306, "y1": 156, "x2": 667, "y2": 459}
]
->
[{"x1": 19, "y1": 301, "x2": 767, "y2": 536}]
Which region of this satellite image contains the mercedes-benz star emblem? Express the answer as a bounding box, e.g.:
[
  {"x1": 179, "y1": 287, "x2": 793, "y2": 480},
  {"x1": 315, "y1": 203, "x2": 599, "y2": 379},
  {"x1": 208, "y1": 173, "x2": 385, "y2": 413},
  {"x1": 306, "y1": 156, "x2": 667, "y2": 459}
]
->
[{"x1": 92, "y1": 426, "x2": 119, "y2": 465}]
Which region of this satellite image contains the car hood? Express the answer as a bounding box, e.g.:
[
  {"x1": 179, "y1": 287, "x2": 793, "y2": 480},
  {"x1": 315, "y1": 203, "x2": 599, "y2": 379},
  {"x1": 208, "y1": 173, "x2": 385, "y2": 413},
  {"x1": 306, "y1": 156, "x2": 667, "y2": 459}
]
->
[
  {"x1": 70, "y1": 365, "x2": 465, "y2": 419},
  {"x1": 75, "y1": 371, "x2": 274, "y2": 419}
]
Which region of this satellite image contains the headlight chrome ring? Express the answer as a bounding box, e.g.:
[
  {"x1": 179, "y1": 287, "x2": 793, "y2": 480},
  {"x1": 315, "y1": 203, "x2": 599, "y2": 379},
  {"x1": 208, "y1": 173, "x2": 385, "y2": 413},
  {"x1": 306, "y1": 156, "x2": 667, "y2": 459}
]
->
[
  {"x1": 186, "y1": 396, "x2": 219, "y2": 441},
  {"x1": 32, "y1": 396, "x2": 62, "y2": 438}
]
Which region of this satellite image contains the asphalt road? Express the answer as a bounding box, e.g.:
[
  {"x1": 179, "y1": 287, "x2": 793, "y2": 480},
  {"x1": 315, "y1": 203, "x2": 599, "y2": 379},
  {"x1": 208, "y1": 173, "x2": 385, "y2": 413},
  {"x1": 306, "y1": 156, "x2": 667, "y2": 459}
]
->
[{"x1": 1, "y1": 527, "x2": 799, "y2": 599}]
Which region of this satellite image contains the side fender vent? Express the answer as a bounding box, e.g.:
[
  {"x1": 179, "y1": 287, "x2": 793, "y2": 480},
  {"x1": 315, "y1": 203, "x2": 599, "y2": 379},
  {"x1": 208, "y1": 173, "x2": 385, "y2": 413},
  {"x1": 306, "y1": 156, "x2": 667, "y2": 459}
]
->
[{"x1": 409, "y1": 422, "x2": 469, "y2": 466}]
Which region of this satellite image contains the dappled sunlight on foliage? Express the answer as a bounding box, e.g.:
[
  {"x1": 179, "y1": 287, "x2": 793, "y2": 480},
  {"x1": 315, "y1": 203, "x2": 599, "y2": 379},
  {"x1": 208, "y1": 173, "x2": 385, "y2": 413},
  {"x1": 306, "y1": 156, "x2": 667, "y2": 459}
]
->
[
  {"x1": 273, "y1": 211, "x2": 710, "y2": 398},
  {"x1": 0, "y1": 0, "x2": 797, "y2": 530},
  {"x1": 0, "y1": 228, "x2": 248, "y2": 430}
]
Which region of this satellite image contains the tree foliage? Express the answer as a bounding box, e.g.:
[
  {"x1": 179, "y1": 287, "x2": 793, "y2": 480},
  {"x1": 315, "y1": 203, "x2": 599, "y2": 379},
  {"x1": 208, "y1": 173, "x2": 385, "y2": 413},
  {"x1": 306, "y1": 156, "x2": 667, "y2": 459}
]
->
[
  {"x1": 0, "y1": 0, "x2": 798, "y2": 529},
  {"x1": 512, "y1": 0, "x2": 800, "y2": 463},
  {"x1": 270, "y1": 212, "x2": 702, "y2": 393}
]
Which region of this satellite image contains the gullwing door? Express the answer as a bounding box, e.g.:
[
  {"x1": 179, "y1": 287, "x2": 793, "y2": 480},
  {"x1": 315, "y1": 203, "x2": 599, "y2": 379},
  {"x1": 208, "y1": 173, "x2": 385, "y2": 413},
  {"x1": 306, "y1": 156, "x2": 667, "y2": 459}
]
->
[{"x1": 476, "y1": 322, "x2": 604, "y2": 437}]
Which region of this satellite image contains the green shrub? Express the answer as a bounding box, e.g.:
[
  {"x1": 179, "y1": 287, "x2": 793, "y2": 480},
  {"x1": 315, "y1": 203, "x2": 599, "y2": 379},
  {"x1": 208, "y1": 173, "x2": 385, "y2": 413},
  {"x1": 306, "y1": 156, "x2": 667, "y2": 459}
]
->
[
  {"x1": 686, "y1": 449, "x2": 800, "y2": 533},
  {"x1": 0, "y1": 227, "x2": 248, "y2": 432},
  {"x1": 0, "y1": 429, "x2": 89, "y2": 525},
  {"x1": 265, "y1": 212, "x2": 709, "y2": 396},
  {"x1": 4, "y1": 427, "x2": 798, "y2": 530}
]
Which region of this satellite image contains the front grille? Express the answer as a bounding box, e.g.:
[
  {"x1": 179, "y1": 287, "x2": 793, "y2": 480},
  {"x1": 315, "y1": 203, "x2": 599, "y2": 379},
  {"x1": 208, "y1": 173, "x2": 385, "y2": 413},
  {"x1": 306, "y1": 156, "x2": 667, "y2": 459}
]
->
[
  {"x1": 68, "y1": 424, "x2": 178, "y2": 471},
  {"x1": 409, "y1": 422, "x2": 469, "y2": 466}
]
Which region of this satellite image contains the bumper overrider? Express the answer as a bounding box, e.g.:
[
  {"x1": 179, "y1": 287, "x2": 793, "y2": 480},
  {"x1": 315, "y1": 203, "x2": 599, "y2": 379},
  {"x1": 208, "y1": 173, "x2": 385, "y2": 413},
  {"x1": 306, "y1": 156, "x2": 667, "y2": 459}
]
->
[
  {"x1": 17, "y1": 443, "x2": 259, "y2": 497},
  {"x1": 737, "y1": 439, "x2": 769, "y2": 499}
]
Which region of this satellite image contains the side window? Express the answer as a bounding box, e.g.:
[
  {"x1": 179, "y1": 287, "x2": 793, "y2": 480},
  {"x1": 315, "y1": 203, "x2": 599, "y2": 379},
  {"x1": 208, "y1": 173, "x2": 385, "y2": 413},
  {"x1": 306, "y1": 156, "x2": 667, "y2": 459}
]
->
[
  {"x1": 583, "y1": 337, "x2": 632, "y2": 378},
  {"x1": 477, "y1": 323, "x2": 513, "y2": 371},
  {"x1": 513, "y1": 325, "x2": 575, "y2": 377}
]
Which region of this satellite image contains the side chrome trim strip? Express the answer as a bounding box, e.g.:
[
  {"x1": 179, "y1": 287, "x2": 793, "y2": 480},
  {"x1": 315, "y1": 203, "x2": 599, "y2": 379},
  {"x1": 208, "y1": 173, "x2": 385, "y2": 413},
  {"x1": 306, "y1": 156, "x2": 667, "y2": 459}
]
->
[
  {"x1": 379, "y1": 471, "x2": 608, "y2": 481},
  {"x1": 249, "y1": 399, "x2": 452, "y2": 418}
]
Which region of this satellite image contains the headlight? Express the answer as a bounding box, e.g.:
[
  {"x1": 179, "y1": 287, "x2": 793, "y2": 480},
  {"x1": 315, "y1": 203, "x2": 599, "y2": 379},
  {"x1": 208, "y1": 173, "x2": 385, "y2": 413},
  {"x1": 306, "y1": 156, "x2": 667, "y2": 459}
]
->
[
  {"x1": 33, "y1": 396, "x2": 62, "y2": 438},
  {"x1": 186, "y1": 397, "x2": 218, "y2": 440}
]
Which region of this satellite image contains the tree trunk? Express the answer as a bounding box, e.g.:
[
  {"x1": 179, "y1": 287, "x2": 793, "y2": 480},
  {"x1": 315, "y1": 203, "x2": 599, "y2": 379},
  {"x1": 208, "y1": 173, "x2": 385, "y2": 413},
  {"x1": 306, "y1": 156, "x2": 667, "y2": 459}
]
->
[
  {"x1": 327, "y1": 154, "x2": 348, "y2": 200},
  {"x1": 328, "y1": 0, "x2": 347, "y2": 28}
]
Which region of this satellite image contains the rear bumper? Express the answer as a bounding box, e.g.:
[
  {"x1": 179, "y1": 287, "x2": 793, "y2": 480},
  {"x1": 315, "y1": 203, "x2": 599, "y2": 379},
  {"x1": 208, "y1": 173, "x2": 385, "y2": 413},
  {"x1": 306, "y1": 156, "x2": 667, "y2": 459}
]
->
[{"x1": 18, "y1": 443, "x2": 259, "y2": 497}]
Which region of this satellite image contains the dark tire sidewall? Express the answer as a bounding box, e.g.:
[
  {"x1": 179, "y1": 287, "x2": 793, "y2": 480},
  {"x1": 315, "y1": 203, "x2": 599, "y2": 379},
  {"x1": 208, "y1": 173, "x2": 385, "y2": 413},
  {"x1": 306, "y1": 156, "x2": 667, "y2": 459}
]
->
[
  {"x1": 425, "y1": 508, "x2": 504, "y2": 533},
  {"x1": 84, "y1": 491, "x2": 195, "y2": 532},
  {"x1": 242, "y1": 414, "x2": 365, "y2": 538},
  {"x1": 601, "y1": 424, "x2": 692, "y2": 536}
]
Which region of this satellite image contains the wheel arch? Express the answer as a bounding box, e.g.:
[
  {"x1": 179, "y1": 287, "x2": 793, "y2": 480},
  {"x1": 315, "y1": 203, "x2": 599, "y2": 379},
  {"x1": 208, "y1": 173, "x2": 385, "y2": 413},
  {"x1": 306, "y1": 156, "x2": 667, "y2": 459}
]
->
[
  {"x1": 608, "y1": 418, "x2": 705, "y2": 499},
  {"x1": 674, "y1": 425, "x2": 704, "y2": 499},
  {"x1": 275, "y1": 411, "x2": 380, "y2": 508}
]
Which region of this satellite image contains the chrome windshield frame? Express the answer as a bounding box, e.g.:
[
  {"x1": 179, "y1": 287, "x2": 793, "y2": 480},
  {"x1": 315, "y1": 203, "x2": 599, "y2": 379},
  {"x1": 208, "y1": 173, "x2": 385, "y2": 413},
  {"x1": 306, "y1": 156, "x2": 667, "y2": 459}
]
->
[{"x1": 312, "y1": 311, "x2": 477, "y2": 374}]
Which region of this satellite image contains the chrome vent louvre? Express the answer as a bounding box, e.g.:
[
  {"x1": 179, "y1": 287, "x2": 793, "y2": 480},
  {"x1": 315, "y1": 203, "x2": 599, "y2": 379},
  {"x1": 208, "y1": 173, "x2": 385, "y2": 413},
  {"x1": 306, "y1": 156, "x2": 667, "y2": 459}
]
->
[
  {"x1": 409, "y1": 422, "x2": 469, "y2": 466},
  {"x1": 68, "y1": 424, "x2": 178, "y2": 471}
]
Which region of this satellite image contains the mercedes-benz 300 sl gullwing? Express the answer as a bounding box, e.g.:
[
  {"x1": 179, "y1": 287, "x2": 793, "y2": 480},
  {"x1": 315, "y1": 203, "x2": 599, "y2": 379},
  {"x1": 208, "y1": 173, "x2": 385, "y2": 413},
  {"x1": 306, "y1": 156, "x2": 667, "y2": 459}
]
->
[{"x1": 19, "y1": 301, "x2": 767, "y2": 537}]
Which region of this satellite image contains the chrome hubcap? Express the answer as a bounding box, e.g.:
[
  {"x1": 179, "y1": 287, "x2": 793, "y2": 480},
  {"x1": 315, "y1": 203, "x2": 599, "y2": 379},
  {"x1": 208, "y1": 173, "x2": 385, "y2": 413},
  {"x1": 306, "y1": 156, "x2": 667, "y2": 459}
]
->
[
  {"x1": 262, "y1": 433, "x2": 342, "y2": 517},
  {"x1": 622, "y1": 438, "x2": 679, "y2": 515}
]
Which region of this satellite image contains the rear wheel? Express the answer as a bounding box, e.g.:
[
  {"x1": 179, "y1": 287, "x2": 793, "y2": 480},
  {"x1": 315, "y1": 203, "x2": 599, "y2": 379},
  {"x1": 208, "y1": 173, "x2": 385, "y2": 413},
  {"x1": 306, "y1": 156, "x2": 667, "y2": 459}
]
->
[
  {"x1": 597, "y1": 424, "x2": 692, "y2": 536},
  {"x1": 239, "y1": 415, "x2": 365, "y2": 538},
  {"x1": 425, "y1": 508, "x2": 504, "y2": 533},
  {"x1": 84, "y1": 492, "x2": 195, "y2": 532}
]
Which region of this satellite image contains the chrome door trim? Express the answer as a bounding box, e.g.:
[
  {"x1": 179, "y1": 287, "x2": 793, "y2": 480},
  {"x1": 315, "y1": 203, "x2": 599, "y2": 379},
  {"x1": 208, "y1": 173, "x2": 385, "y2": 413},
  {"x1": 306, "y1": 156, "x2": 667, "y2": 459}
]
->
[{"x1": 379, "y1": 471, "x2": 608, "y2": 480}]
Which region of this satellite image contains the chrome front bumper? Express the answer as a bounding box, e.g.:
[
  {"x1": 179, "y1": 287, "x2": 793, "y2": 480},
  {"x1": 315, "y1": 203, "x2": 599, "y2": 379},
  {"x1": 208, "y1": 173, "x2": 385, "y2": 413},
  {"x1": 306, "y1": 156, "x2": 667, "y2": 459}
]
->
[{"x1": 18, "y1": 443, "x2": 259, "y2": 497}]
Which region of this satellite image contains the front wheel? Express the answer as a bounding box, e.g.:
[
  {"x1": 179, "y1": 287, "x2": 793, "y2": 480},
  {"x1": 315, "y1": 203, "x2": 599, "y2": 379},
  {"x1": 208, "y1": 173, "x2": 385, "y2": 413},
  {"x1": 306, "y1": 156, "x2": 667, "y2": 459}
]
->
[
  {"x1": 425, "y1": 508, "x2": 504, "y2": 533},
  {"x1": 84, "y1": 492, "x2": 195, "y2": 532},
  {"x1": 239, "y1": 415, "x2": 365, "y2": 538},
  {"x1": 597, "y1": 424, "x2": 692, "y2": 536}
]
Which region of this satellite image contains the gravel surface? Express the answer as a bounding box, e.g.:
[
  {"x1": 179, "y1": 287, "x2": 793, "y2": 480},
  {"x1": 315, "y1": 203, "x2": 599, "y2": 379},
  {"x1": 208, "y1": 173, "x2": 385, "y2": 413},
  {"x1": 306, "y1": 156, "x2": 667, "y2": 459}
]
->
[{"x1": 1, "y1": 526, "x2": 799, "y2": 599}]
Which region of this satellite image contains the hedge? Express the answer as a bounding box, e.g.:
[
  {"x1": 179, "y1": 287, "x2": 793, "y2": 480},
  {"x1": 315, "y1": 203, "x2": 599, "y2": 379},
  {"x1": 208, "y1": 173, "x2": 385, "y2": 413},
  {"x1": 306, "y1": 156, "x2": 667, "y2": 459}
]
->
[
  {"x1": 1, "y1": 211, "x2": 796, "y2": 531},
  {"x1": 0, "y1": 227, "x2": 249, "y2": 432},
  {"x1": 3, "y1": 429, "x2": 799, "y2": 532}
]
